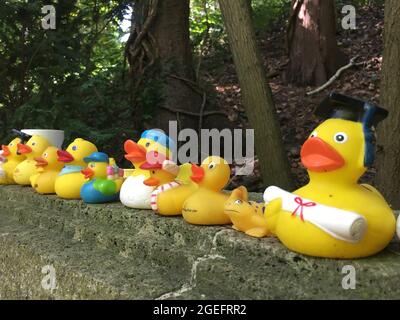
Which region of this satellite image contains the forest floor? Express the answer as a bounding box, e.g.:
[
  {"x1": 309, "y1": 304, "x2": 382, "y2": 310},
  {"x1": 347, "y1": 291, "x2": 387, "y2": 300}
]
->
[{"x1": 203, "y1": 4, "x2": 384, "y2": 191}]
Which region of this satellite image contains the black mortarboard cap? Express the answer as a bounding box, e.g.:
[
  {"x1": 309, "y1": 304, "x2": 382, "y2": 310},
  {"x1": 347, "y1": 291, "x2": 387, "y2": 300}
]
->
[
  {"x1": 315, "y1": 92, "x2": 389, "y2": 167},
  {"x1": 315, "y1": 92, "x2": 388, "y2": 128},
  {"x1": 11, "y1": 129, "x2": 32, "y2": 144}
]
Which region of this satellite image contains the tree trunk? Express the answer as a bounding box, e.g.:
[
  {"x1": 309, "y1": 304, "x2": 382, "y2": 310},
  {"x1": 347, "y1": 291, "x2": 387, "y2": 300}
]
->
[
  {"x1": 126, "y1": 0, "x2": 198, "y2": 132},
  {"x1": 219, "y1": 0, "x2": 293, "y2": 190},
  {"x1": 375, "y1": 0, "x2": 400, "y2": 209},
  {"x1": 285, "y1": 0, "x2": 347, "y2": 86},
  {"x1": 127, "y1": 0, "x2": 230, "y2": 135}
]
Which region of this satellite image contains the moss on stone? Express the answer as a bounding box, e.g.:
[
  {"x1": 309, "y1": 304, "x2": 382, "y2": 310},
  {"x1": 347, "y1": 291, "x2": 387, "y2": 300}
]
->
[{"x1": 0, "y1": 185, "x2": 399, "y2": 299}]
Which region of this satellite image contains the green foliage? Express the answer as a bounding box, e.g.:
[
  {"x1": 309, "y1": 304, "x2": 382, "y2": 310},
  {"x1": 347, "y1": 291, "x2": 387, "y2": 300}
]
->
[
  {"x1": 189, "y1": 0, "x2": 291, "y2": 68},
  {"x1": 0, "y1": 0, "x2": 133, "y2": 162},
  {"x1": 190, "y1": 0, "x2": 226, "y2": 51},
  {"x1": 251, "y1": 0, "x2": 291, "y2": 32}
]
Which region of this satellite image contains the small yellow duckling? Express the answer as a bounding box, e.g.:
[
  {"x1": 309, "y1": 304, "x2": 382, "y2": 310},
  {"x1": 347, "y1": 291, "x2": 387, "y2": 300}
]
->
[
  {"x1": 30, "y1": 146, "x2": 64, "y2": 194},
  {"x1": 140, "y1": 152, "x2": 177, "y2": 187},
  {"x1": 0, "y1": 150, "x2": 5, "y2": 183},
  {"x1": 149, "y1": 162, "x2": 199, "y2": 216},
  {"x1": 120, "y1": 129, "x2": 173, "y2": 209},
  {"x1": 139, "y1": 152, "x2": 197, "y2": 215},
  {"x1": 13, "y1": 135, "x2": 51, "y2": 185},
  {"x1": 225, "y1": 186, "x2": 271, "y2": 238},
  {"x1": 182, "y1": 156, "x2": 232, "y2": 225},
  {"x1": 264, "y1": 92, "x2": 396, "y2": 259},
  {"x1": 0, "y1": 138, "x2": 26, "y2": 184},
  {"x1": 54, "y1": 138, "x2": 98, "y2": 199}
]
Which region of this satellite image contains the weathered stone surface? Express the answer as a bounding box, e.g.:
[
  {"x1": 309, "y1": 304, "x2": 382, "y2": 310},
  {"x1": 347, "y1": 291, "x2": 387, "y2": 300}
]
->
[{"x1": 0, "y1": 185, "x2": 399, "y2": 299}]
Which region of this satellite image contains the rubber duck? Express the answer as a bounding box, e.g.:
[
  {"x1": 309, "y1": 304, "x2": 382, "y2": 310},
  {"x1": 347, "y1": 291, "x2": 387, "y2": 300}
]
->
[
  {"x1": 225, "y1": 186, "x2": 270, "y2": 238},
  {"x1": 30, "y1": 146, "x2": 64, "y2": 194},
  {"x1": 182, "y1": 156, "x2": 232, "y2": 225},
  {"x1": 13, "y1": 135, "x2": 51, "y2": 185},
  {"x1": 148, "y1": 162, "x2": 199, "y2": 216},
  {"x1": 54, "y1": 138, "x2": 98, "y2": 199},
  {"x1": 264, "y1": 92, "x2": 396, "y2": 259},
  {"x1": 0, "y1": 137, "x2": 26, "y2": 184},
  {"x1": 0, "y1": 150, "x2": 5, "y2": 183},
  {"x1": 120, "y1": 129, "x2": 174, "y2": 209},
  {"x1": 139, "y1": 152, "x2": 196, "y2": 215},
  {"x1": 80, "y1": 152, "x2": 124, "y2": 204}
]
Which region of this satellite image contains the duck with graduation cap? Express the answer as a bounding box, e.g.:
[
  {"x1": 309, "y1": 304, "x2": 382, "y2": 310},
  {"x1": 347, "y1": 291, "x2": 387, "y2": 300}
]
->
[{"x1": 262, "y1": 92, "x2": 396, "y2": 259}]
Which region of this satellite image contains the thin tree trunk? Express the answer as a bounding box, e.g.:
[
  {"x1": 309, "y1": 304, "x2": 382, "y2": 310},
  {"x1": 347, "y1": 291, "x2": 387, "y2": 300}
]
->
[
  {"x1": 285, "y1": 0, "x2": 347, "y2": 86},
  {"x1": 219, "y1": 0, "x2": 293, "y2": 190},
  {"x1": 375, "y1": 0, "x2": 400, "y2": 209}
]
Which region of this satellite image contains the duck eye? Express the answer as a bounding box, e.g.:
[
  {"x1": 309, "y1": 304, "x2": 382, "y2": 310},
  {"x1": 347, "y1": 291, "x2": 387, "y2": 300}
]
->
[
  {"x1": 90, "y1": 163, "x2": 95, "y2": 168},
  {"x1": 208, "y1": 162, "x2": 216, "y2": 170},
  {"x1": 234, "y1": 199, "x2": 242, "y2": 205},
  {"x1": 152, "y1": 170, "x2": 155, "y2": 174},
  {"x1": 310, "y1": 131, "x2": 318, "y2": 138},
  {"x1": 43, "y1": 153, "x2": 48, "y2": 158},
  {"x1": 31, "y1": 142, "x2": 36, "y2": 146},
  {"x1": 145, "y1": 142, "x2": 151, "y2": 147},
  {"x1": 72, "y1": 146, "x2": 77, "y2": 151},
  {"x1": 9, "y1": 143, "x2": 13, "y2": 147},
  {"x1": 334, "y1": 132, "x2": 348, "y2": 144}
]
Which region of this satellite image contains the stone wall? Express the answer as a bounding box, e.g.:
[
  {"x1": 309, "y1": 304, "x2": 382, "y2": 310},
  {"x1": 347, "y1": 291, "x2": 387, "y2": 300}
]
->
[{"x1": 0, "y1": 185, "x2": 399, "y2": 299}]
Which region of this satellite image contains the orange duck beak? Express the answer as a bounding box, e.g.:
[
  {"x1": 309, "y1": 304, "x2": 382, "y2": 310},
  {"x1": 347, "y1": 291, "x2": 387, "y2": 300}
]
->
[
  {"x1": 17, "y1": 143, "x2": 32, "y2": 154},
  {"x1": 143, "y1": 177, "x2": 160, "y2": 186},
  {"x1": 34, "y1": 157, "x2": 48, "y2": 167},
  {"x1": 190, "y1": 164, "x2": 205, "y2": 183},
  {"x1": 1, "y1": 145, "x2": 11, "y2": 157},
  {"x1": 81, "y1": 167, "x2": 94, "y2": 179},
  {"x1": 301, "y1": 137, "x2": 345, "y2": 172},
  {"x1": 57, "y1": 150, "x2": 74, "y2": 163},
  {"x1": 124, "y1": 140, "x2": 147, "y2": 163}
]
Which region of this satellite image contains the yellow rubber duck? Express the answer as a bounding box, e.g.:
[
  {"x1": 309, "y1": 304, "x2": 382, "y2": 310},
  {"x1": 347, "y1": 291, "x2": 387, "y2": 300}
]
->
[
  {"x1": 182, "y1": 156, "x2": 232, "y2": 225},
  {"x1": 149, "y1": 162, "x2": 199, "y2": 216},
  {"x1": 0, "y1": 138, "x2": 26, "y2": 184},
  {"x1": 225, "y1": 186, "x2": 270, "y2": 238},
  {"x1": 120, "y1": 129, "x2": 173, "y2": 209},
  {"x1": 0, "y1": 151, "x2": 5, "y2": 183},
  {"x1": 139, "y1": 153, "x2": 197, "y2": 215},
  {"x1": 30, "y1": 146, "x2": 64, "y2": 194},
  {"x1": 13, "y1": 135, "x2": 51, "y2": 185},
  {"x1": 140, "y1": 152, "x2": 177, "y2": 187},
  {"x1": 54, "y1": 138, "x2": 98, "y2": 199},
  {"x1": 264, "y1": 92, "x2": 396, "y2": 259}
]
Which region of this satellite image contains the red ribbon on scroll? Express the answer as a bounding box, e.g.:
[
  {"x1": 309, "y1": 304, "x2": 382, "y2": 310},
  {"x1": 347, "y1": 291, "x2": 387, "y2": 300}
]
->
[{"x1": 292, "y1": 197, "x2": 316, "y2": 221}]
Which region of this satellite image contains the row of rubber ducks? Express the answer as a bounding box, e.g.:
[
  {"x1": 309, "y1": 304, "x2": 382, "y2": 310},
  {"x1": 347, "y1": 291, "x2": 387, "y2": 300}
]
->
[
  {"x1": 0, "y1": 136, "x2": 123, "y2": 203},
  {"x1": 0, "y1": 92, "x2": 399, "y2": 259}
]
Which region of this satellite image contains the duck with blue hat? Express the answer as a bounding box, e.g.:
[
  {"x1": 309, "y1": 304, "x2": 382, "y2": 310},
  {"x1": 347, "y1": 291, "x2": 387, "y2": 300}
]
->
[
  {"x1": 80, "y1": 152, "x2": 124, "y2": 204},
  {"x1": 120, "y1": 129, "x2": 175, "y2": 209}
]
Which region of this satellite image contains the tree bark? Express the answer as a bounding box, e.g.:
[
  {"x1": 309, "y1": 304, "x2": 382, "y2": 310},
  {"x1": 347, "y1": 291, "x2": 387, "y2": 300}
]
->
[
  {"x1": 127, "y1": 0, "x2": 230, "y2": 135},
  {"x1": 375, "y1": 0, "x2": 400, "y2": 209},
  {"x1": 127, "y1": 0, "x2": 198, "y2": 132},
  {"x1": 285, "y1": 0, "x2": 347, "y2": 86},
  {"x1": 219, "y1": 0, "x2": 293, "y2": 190}
]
